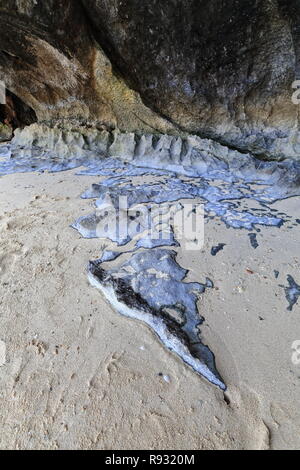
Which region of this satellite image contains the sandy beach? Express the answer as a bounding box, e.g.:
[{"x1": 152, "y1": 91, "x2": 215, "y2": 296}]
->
[{"x1": 0, "y1": 168, "x2": 299, "y2": 450}]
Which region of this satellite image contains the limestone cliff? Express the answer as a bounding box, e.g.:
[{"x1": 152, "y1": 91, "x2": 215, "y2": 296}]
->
[{"x1": 1, "y1": 0, "x2": 300, "y2": 160}]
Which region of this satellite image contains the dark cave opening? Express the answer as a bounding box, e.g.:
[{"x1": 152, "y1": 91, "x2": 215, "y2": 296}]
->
[{"x1": 0, "y1": 90, "x2": 37, "y2": 131}]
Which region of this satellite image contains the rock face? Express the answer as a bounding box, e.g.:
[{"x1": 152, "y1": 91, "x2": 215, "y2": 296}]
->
[
  {"x1": 0, "y1": 123, "x2": 12, "y2": 142},
  {"x1": 0, "y1": 0, "x2": 300, "y2": 159},
  {"x1": 0, "y1": 0, "x2": 174, "y2": 135}
]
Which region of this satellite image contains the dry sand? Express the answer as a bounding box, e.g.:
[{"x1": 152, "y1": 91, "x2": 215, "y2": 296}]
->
[{"x1": 0, "y1": 169, "x2": 299, "y2": 450}]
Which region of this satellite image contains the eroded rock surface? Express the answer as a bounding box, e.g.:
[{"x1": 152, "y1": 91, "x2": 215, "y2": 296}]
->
[
  {"x1": 0, "y1": 0, "x2": 174, "y2": 135},
  {"x1": 82, "y1": 0, "x2": 300, "y2": 159},
  {"x1": 88, "y1": 248, "x2": 225, "y2": 390},
  {"x1": 0, "y1": 1, "x2": 300, "y2": 159},
  {"x1": 0, "y1": 124, "x2": 12, "y2": 142}
]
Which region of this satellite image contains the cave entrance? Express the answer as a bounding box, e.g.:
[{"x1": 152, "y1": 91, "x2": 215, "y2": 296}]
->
[{"x1": 0, "y1": 90, "x2": 37, "y2": 131}]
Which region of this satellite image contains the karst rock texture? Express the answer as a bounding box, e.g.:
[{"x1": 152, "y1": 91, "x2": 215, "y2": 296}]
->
[{"x1": 0, "y1": 0, "x2": 300, "y2": 160}]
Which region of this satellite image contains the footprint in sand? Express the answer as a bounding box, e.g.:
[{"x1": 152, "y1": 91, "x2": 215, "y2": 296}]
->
[{"x1": 0, "y1": 249, "x2": 23, "y2": 278}]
